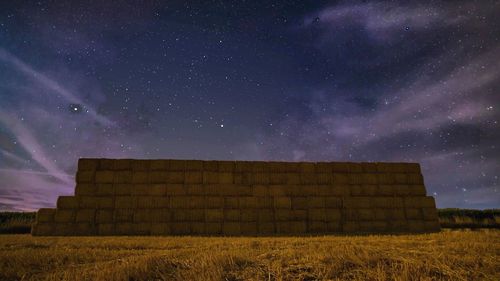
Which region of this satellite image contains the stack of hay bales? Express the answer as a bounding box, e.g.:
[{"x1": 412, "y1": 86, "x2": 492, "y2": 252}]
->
[{"x1": 31, "y1": 159, "x2": 440, "y2": 236}]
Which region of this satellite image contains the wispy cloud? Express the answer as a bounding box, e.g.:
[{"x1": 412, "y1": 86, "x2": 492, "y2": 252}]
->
[{"x1": 0, "y1": 48, "x2": 114, "y2": 127}]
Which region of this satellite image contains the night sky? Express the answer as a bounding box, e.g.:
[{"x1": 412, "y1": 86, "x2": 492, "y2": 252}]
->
[{"x1": 0, "y1": 1, "x2": 499, "y2": 211}]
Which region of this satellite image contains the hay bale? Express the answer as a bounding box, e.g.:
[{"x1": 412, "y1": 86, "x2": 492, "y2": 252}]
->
[
  {"x1": 95, "y1": 171, "x2": 115, "y2": 183},
  {"x1": 392, "y1": 185, "x2": 410, "y2": 196},
  {"x1": 75, "y1": 209, "x2": 95, "y2": 223},
  {"x1": 114, "y1": 209, "x2": 134, "y2": 222},
  {"x1": 187, "y1": 196, "x2": 205, "y2": 208},
  {"x1": 291, "y1": 210, "x2": 307, "y2": 220},
  {"x1": 333, "y1": 173, "x2": 349, "y2": 184},
  {"x1": 115, "y1": 196, "x2": 136, "y2": 209},
  {"x1": 291, "y1": 197, "x2": 308, "y2": 209},
  {"x1": 300, "y1": 162, "x2": 316, "y2": 173},
  {"x1": 360, "y1": 185, "x2": 377, "y2": 196},
  {"x1": 136, "y1": 196, "x2": 153, "y2": 208},
  {"x1": 300, "y1": 173, "x2": 317, "y2": 184},
  {"x1": 424, "y1": 221, "x2": 440, "y2": 232},
  {"x1": 134, "y1": 209, "x2": 152, "y2": 222},
  {"x1": 166, "y1": 184, "x2": 186, "y2": 196},
  {"x1": 349, "y1": 185, "x2": 362, "y2": 196},
  {"x1": 239, "y1": 196, "x2": 257, "y2": 208},
  {"x1": 258, "y1": 209, "x2": 274, "y2": 222},
  {"x1": 405, "y1": 208, "x2": 422, "y2": 220},
  {"x1": 149, "y1": 184, "x2": 166, "y2": 196},
  {"x1": 55, "y1": 223, "x2": 76, "y2": 236},
  {"x1": 269, "y1": 173, "x2": 286, "y2": 185},
  {"x1": 343, "y1": 197, "x2": 371, "y2": 208},
  {"x1": 361, "y1": 162, "x2": 377, "y2": 172},
  {"x1": 330, "y1": 185, "x2": 350, "y2": 196},
  {"x1": 407, "y1": 220, "x2": 425, "y2": 232},
  {"x1": 190, "y1": 222, "x2": 205, "y2": 234},
  {"x1": 422, "y1": 208, "x2": 438, "y2": 220},
  {"x1": 225, "y1": 209, "x2": 240, "y2": 221},
  {"x1": 342, "y1": 221, "x2": 359, "y2": 232},
  {"x1": 79, "y1": 196, "x2": 99, "y2": 208},
  {"x1": 203, "y1": 171, "x2": 219, "y2": 184},
  {"x1": 274, "y1": 197, "x2": 291, "y2": 209},
  {"x1": 377, "y1": 174, "x2": 396, "y2": 185},
  {"x1": 205, "y1": 222, "x2": 222, "y2": 234},
  {"x1": 394, "y1": 173, "x2": 408, "y2": 184},
  {"x1": 170, "y1": 222, "x2": 191, "y2": 235},
  {"x1": 325, "y1": 209, "x2": 341, "y2": 221},
  {"x1": 332, "y1": 163, "x2": 350, "y2": 172},
  {"x1": 149, "y1": 171, "x2": 167, "y2": 183},
  {"x1": 219, "y1": 173, "x2": 234, "y2": 184},
  {"x1": 358, "y1": 209, "x2": 374, "y2": 221},
  {"x1": 132, "y1": 223, "x2": 151, "y2": 235},
  {"x1": 166, "y1": 171, "x2": 184, "y2": 184},
  {"x1": 308, "y1": 221, "x2": 327, "y2": 233},
  {"x1": 115, "y1": 184, "x2": 133, "y2": 196},
  {"x1": 114, "y1": 171, "x2": 132, "y2": 183},
  {"x1": 224, "y1": 197, "x2": 239, "y2": 208},
  {"x1": 361, "y1": 174, "x2": 378, "y2": 184},
  {"x1": 252, "y1": 185, "x2": 269, "y2": 197},
  {"x1": 113, "y1": 159, "x2": 132, "y2": 170},
  {"x1": 188, "y1": 210, "x2": 205, "y2": 221},
  {"x1": 404, "y1": 196, "x2": 435, "y2": 208},
  {"x1": 168, "y1": 159, "x2": 186, "y2": 171},
  {"x1": 256, "y1": 197, "x2": 274, "y2": 208},
  {"x1": 76, "y1": 171, "x2": 94, "y2": 183},
  {"x1": 203, "y1": 160, "x2": 219, "y2": 171},
  {"x1": 342, "y1": 209, "x2": 359, "y2": 220},
  {"x1": 98, "y1": 223, "x2": 114, "y2": 235},
  {"x1": 325, "y1": 197, "x2": 342, "y2": 208},
  {"x1": 185, "y1": 171, "x2": 203, "y2": 184},
  {"x1": 371, "y1": 197, "x2": 404, "y2": 208},
  {"x1": 170, "y1": 196, "x2": 191, "y2": 208},
  {"x1": 240, "y1": 222, "x2": 258, "y2": 235},
  {"x1": 206, "y1": 196, "x2": 224, "y2": 208},
  {"x1": 258, "y1": 222, "x2": 275, "y2": 234},
  {"x1": 57, "y1": 196, "x2": 79, "y2": 209},
  {"x1": 372, "y1": 209, "x2": 389, "y2": 220},
  {"x1": 172, "y1": 210, "x2": 188, "y2": 221},
  {"x1": 150, "y1": 160, "x2": 167, "y2": 170},
  {"x1": 377, "y1": 185, "x2": 395, "y2": 196},
  {"x1": 307, "y1": 197, "x2": 325, "y2": 208},
  {"x1": 54, "y1": 210, "x2": 75, "y2": 223},
  {"x1": 37, "y1": 208, "x2": 55, "y2": 222},
  {"x1": 132, "y1": 171, "x2": 149, "y2": 184},
  {"x1": 315, "y1": 162, "x2": 334, "y2": 173},
  {"x1": 96, "y1": 210, "x2": 114, "y2": 223},
  {"x1": 185, "y1": 184, "x2": 203, "y2": 195},
  {"x1": 98, "y1": 197, "x2": 114, "y2": 209},
  {"x1": 317, "y1": 173, "x2": 333, "y2": 184},
  {"x1": 150, "y1": 209, "x2": 171, "y2": 222},
  {"x1": 327, "y1": 221, "x2": 341, "y2": 232},
  {"x1": 407, "y1": 174, "x2": 424, "y2": 184},
  {"x1": 115, "y1": 223, "x2": 133, "y2": 235},
  {"x1": 348, "y1": 173, "x2": 363, "y2": 185},
  {"x1": 408, "y1": 185, "x2": 426, "y2": 196},
  {"x1": 206, "y1": 209, "x2": 223, "y2": 222},
  {"x1": 218, "y1": 161, "x2": 234, "y2": 172},
  {"x1": 275, "y1": 209, "x2": 291, "y2": 221},
  {"x1": 75, "y1": 184, "x2": 97, "y2": 196},
  {"x1": 96, "y1": 184, "x2": 114, "y2": 196},
  {"x1": 185, "y1": 160, "x2": 203, "y2": 171},
  {"x1": 269, "y1": 185, "x2": 287, "y2": 196},
  {"x1": 223, "y1": 222, "x2": 241, "y2": 235},
  {"x1": 99, "y1": 159, "x2": 115, "y2": 170},
  {"x1": 308, "y1": 209, "x2": 326, "y2": 221},
  {"x1": 151, "y1": 223, "x2": 170, "y2": 235},
  {"x1": 78, "y1": 158, "x2": 99, "y2": 171},
  {"x1": 376, "y1": 162, "x2": 407, "y2": 173},
  {"x1": 132, "y1": 160, "x2": 150, "y2": 170},
  {"x1": 151, "y1": 197, "x2": 170, "y2": 208}
]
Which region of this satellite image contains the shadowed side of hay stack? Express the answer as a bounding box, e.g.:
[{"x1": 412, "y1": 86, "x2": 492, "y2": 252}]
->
[{"x1": 31, "y1": 159, "x2": 440, "y2": 236}]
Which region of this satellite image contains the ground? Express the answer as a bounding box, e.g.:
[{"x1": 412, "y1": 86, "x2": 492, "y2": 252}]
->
[{"x1": 0, "y1": 230, "x2": 498, "y2": 281}]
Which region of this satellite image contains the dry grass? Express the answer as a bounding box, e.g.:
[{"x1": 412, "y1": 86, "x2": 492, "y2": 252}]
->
[{"x1": 0, "y1": 230, "x2": 498, "y2": 281}]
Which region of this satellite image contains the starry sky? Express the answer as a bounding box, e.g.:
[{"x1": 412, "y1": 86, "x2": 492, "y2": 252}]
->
[{"x1": 0, "y1": 1, "x2": 499, "y2": 211}]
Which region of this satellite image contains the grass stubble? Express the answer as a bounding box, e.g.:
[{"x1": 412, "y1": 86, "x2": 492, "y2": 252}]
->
[{"x1": 0, "y1": 229, "x2": 498, "y2": 281}]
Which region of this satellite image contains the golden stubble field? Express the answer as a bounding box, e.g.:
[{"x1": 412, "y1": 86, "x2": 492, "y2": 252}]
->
[{"x1": 0, "y1": 230, "x2": 498, "y2": 281}]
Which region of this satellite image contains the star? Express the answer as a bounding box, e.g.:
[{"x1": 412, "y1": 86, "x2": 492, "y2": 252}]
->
[{"x1": 69, "y1": 104, "x2": 82, "y2": 114}]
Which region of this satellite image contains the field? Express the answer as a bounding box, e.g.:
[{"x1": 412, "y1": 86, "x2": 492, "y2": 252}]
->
[{"x1": 0, "y1": 230, "x2": 499, "y2": 281}]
